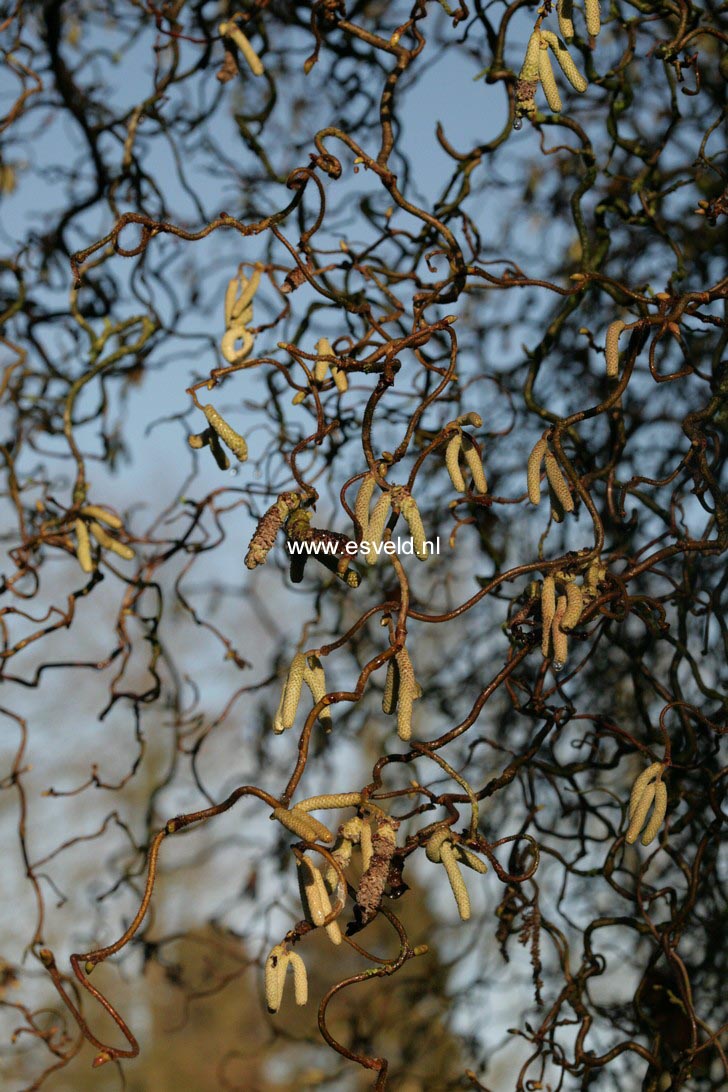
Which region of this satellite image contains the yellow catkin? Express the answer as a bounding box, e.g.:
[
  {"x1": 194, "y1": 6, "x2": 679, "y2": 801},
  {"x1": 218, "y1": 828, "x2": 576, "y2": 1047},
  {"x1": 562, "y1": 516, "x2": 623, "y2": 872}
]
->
[
  {"x1": 552, "y1": 595, "x2": 569, "y2": 666},
  {"x1": 360, "y1": 821, "x2": 373, "y2": 871},
  {"x1": 538, "y1": 42, "x2": 563, "y2": 113},
  {"x1": 626, "y1": 782, "x2": 656, "y2": 844},
  {"x1": 272, "y1": 807, "x2": 334, "y2": 844},
  {"x1": 331, "y1": 363, "x2": 348, "y2": 393},
  {"x1": 382, "y1": 656, "x2": 399, "y2": 715},
  {"x1": 641, "y1": 779, "x2": 667, "y2": 846},
  {"x1": 425, "y1": 829, "x2": 451, "y2": 863},
  {"x1": 445, "y1": 434, "x2": 466, "y2": 492},
  {"x1": 541, "y1": 576, "x2": 556, "y2": 657},
  {"x1": 297, "y1": 792, "x2": 362, "y2": 812},
  {"x1": 561, "y1": 583, "x2": 583, "y2": 630},
  {"x1": 520, "y1": 30, "x2": 541, "y2": 82},
  {"x1": 541, "y1": 31, "x2": 588, "y2": 93},
  {"x1": 298, "y1": 856, "x2": 329, "y2": 926},
  {"x1": 457, "y1": 846, "x2": 488, "y2": 874},
  {"x1": 544, "y1": 453, "x2": 574, "y2": 512},
  {"x1": 80, "y1": 505, "x2": 122, "y2": 529},
  {"x1": 219, "y1": 22, "x2": 264, "y2": 77},
  {"x1": 280, "y1": 653, "x2": 306, "y2": 730},
  {"x1": 605, "y1": 320, "x2": 626, "y2": 378},
  {"x1": 527, "y1": 438, "x2": 549, "y2": 504},
  {"x1": 354, "y1": 473, "x2": 376, "y2": 537},
  {"x1": 203, "y1": 405, "x2": 248, "y2": 462},
  {"x1": 395, "y1": 648, "x2": 419, "y2": 741},
  {"x1": 303, "y1": 654, "x2": 332, "y2": 730},
  {"x1": 461, "y1": 436, "x2": 488, "y2": 494},
  {"x1": 221, "y1": 326, "x2": 254, "y2": 365},
  {"x1": 458, "y1": 412, "x2": 483, "y2": 428},
  {"x1": 287, "y1": 951, "x2": 308, "y2": 1005},
  {"x1": 88, "y1": 522, "x2": 135, "y2": 560},
  {"x1": 440, "y1": 842, "x2": 471, "y2": 921},
  {"x1": 400, "y1": 494, "x2": 429, "y2": 560},
  {"x1": 314, "y1": 337, "x2": 331, "y2": 383},
  {"x1": 75, "y1": 519, "x2": 93, "y2": 573},
  {"x1": 585, "y1": 0, "x2": 601, "y2": 38},
  {"x1": 557, "y1": 0, "x2": 575, "y2": 41},
  {"x1": 628, "y1": 762, "x2": 664, "y2": 818},
  {"x1": 365, "y1": 491, "x2": 392, "y2": 566},
  {"x1": 264, "y1": 944, "x2": 289, "y2": 1013}
]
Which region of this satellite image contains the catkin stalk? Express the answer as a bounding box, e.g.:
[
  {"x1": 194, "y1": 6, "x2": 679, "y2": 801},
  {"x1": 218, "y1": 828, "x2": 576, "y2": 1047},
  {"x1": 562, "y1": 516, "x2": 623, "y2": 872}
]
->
[
  {"x1": 541, "y1": 31, "x2": 588, "y2": 92},
  {"x1": 75, "y1": 519, "x2": 93, "y2": 573},
  {"x1": 544, "y1": 453, "x2": 574, "y2": 512},
  {"x1": 462, "y1": 436, "x2": 488, "y2": 494},
  {"x1": 445, "y1": 434, "x2": 466, "y2": 492},
  {"x1": 527, "y1": 438, "x2": 549, "y2": 504},
  {"x1": 538, "y1": 42, "x2": 563, "y2": 113},
  {"x1": 605, "y1": 320, "x2": 626, "y2": 378}
]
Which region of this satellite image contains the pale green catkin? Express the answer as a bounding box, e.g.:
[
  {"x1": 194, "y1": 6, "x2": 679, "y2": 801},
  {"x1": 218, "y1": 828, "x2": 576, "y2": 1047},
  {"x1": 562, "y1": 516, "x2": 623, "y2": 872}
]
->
[
  {"x1": 314, "y1": 337, "x2": 331, "y2": 383},
  {"x1": 88, "y1": 521, "x2": 135, "y2": 560},
  {"x1": 208, "y1": 428, "x2": 230, "y2": 470},
  {"x1": 297, "y1": 792, "x2": 361, "y2": 812},
  {"x1": 445, "y1": 434, "x2": 466, "y2": 492},
  {"x1": 557, "y1": 0, "x2": 575, "y2": 41},
  {"x1": 541, "y1": 31, "x2": 588, "y2": 93},
  {"x1": 538, "y1": 41, "x2": 563, "y2": 113},
  {"x1": 520, "y1": 30, "x2": 541, "y2": 82},
  {"x1": 80, "y1": 505, "x2": 122, "y2": 529},
  {"x1": 360, "y1": 820, "x2": 373, "y2": 870},
  {"x1": 440, "y1": 842, "x2": 471, "y2": 921},
  {"x1": 280, "y1": 653, "x2": 306, "y2": 730},
  {"x1": 218, "y1": 22, "x2": 264, "y2": 76},
  {"x1": 354, "y1": 473, "x2": 376, "y2": 537},
  {"x1": 395, "y1": 648, "x2": 419, "y2": 741},
  {"x1": 203, "y1": 404, "x2": 248, "y2": 462},
  {"x1": 75, "y1": 519, "x2": 93, "y2": 573},
  {"x1": 461, "y1": 436, "x2": 488, "y2": 494},
  {"x1": 382, "y1": 656, "x2": 399, "y2": 715},
  {"x1": 271, "y1": 806, "x2": 334, "y2": 844},
  {"x1": 365, "y1": 491, "x2": 392, "y2": 565},
  {"x1": 628, "y1": 762, "x2": 664, "y2": 818},
  {"x1": 287, "y1": 951, "x2": 308, "y2": 1005},
  {"x1": 303, "y1": 654, "x2": 333, "y2": 730},
  {"x1": 527, "y1": 438, "x2": 549, "y2": 504},
  {"x1": 298, "y1": 856, "x2": 329, "y2": 926},
  {"x1": 544, "y1": 453, "x2": 574, "y2": 512},
  {"x1": 605, "y1": 320, "x2": 627, "y2": 378},
  {"x1": 400, "y1": 494, "x2": 429, "y2": 560},
  {"x1": 626, "y1": 782, "x2": 656, "y2": 844},
  {"x1": 561, "y1": 583, "x2": 583, "y2": 630},
  {"x1": 641, "y1": 779, "x2": 667, "y2": 846},
  {"x1": 541, "y1": 576, "x2": 556, "y2": 657},
  {"x1": 264, "y1": 944, "x2": 289, "y2": 1013},
  {"x1": 552, "y1": 595, "x2": 569, "y2": 665}
]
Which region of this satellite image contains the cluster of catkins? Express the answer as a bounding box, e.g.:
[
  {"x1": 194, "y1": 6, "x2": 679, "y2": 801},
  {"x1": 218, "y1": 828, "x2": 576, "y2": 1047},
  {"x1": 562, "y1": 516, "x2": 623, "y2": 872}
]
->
[{"x1": 516, "y1": 0, "x2": 601, "y2": 120}]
